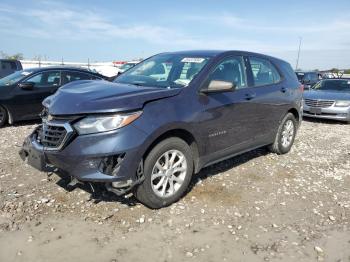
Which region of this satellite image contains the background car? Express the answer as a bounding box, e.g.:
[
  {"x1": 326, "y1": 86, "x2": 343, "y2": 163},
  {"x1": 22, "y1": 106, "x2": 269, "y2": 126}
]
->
[
  {"x1": 0, "y1": 59, "x2": 22, "y2": 78},
  {"x1": 303, "y1": 78, "x2": 350, "y2": 123},
  {"x1": 0, "y1": 66, "x2": 107, "y2": 127},
  {"x1": 296, "y1": 71, "x2": 320, "y2": 89}
]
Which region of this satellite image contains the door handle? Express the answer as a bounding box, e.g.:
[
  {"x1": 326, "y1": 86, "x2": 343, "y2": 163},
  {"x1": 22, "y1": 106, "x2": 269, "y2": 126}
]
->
[
  {"x1": 245, "y1": 93, "x2": 256, "y2": 100},
  {"x1": 280, "y1": 87, "x2": 287, "y2": 93}
]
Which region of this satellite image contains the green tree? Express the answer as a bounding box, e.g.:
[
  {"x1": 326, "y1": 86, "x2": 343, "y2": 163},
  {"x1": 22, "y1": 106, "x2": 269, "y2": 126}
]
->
[
  {"x1": 7, "y1": 53, "x2": 24, "y2": 60},
  {"x1": 330, "y1": 68, "x2": 339, "y2": 73},
  {"x1": 0, "y1": 51, "x2": 24, "y2": 60}
]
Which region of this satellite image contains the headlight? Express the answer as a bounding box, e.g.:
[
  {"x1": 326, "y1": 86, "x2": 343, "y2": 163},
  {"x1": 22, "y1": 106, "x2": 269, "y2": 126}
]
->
[
  {"x1": 74, "y1": 111, "x2": 142, "y2": 135},
  {"x1": 335, "y1": 101, "x2": 350, "y2": 107}
]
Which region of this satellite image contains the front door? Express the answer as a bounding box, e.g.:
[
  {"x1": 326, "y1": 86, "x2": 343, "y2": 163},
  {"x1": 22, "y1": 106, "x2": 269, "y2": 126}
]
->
[
  {"x1": 196, "y1": 56, "x2": 258, "y2": 162},
  {"x1": 11, "y1": 70, "x2": 61, "y2": 120}
]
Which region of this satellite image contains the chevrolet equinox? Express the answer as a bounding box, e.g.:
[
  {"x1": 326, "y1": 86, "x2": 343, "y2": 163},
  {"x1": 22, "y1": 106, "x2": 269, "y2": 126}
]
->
[{"x1": 20, "y1": 50, "x2": 303, "y2": 208}]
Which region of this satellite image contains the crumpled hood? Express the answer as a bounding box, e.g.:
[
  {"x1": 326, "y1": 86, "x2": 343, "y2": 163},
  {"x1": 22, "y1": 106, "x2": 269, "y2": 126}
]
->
[
  {"x1": 303, "y1": 90, "x2": 350, "y2": 101},
  {"x1": 44, "y1": 80, "x2": 182, "y2": 115}
]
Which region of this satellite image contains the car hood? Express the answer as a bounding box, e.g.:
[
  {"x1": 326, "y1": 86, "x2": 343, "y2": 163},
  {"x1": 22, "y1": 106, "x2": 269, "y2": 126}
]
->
[
  {"x1": 303, "y1": 90, "x2": 350, "y2": 101},
  {"x1": 44, "y1": 80, "x2": 182, "y2": 115}
]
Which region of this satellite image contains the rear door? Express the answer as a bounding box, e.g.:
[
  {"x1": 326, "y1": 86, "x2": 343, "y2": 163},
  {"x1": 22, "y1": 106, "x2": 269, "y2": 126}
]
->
[
  {"x1": 11, "y1": 70, "x2": 62, "y2": 120},
  {"x1": 245, "y1": 56, "x2": 288, "y2": 140}
]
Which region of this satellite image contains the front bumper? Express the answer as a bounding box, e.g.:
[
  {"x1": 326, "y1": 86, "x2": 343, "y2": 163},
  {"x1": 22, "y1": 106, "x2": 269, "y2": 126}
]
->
[
  {"x1": 303, "y1": 104, "x2": 350, "y2": 122},
  {"x1": 20, "y1": 123, "x2": 148, "y2": 185}
]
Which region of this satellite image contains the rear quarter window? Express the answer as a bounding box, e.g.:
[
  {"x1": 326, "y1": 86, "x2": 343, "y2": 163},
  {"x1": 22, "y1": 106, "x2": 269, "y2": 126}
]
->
[{"x1": 281, "y1": 62, "x2": 299, "y2": 83}]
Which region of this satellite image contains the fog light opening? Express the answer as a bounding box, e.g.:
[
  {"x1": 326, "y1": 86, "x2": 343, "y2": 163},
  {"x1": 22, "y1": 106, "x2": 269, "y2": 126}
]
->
[{"x1": 99, "y1": 153, "x2": 125, "y2": 176}]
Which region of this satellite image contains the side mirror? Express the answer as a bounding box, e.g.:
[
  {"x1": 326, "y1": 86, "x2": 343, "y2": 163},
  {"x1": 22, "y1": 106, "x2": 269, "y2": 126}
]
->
[
  {"x1": 18, "y1": 82, "x2": 34, "y2": 90},
  {"x1": 201, "y1": 80, "x2": 235, "y2": 93}
]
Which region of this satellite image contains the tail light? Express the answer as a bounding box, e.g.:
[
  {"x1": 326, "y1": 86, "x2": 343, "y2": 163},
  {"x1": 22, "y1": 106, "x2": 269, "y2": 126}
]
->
[{"x1": 299, "y1": 84, "x2": 304, "y2": 92}]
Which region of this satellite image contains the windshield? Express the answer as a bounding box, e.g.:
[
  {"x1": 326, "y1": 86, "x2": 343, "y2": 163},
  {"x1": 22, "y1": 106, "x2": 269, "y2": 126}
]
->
[
  {"x1": 313, "y1": 80, "x2": 350, "y2": 91},
  {"x1": 120, "y1": 63, "x2": 136, "y2": 71},
  {"x1": 296, "y1": 72, "x2": 318, "y2": 81},
  {"x1": 0, "y1": 70, "x2": 32, "y2": 86},
  {"x1": 114, "y1": 54, "x2": 211, "y2": 88}
]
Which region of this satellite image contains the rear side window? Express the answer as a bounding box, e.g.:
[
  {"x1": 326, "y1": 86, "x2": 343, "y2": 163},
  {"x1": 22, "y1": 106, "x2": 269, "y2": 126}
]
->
[
  {"x1": 207, "y1": 56, "x2": 247, "y2": 89},
  {"x1": 1, "y1": 61, "x2": 17, "y2": 70},
  {"x1": 62, "y1": 71, "x2": 94, "y2": 84},
  {"x1": 304, "y1": 73, "x2": 318, "y2": 81},
  {"x1": 249, "y1": 57, "x2": 281, "y2": 86}
]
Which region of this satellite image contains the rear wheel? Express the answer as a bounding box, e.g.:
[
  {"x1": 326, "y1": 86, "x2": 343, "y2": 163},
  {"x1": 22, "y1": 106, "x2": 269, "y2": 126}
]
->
[
  {"x1": 0, "y1": 106, "x2": 7, "y2": 127},
  {"x1": 269, "y1": 113, "x2": 297, "y2": 154},
  {"x1": 134, "y1": 137, "x2": 193, "y2": 209}
]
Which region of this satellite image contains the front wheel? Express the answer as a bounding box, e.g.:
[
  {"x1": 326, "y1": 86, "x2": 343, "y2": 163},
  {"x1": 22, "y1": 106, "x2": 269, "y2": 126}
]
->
[
  {"x1": 0, "y1": 106, "x2": 8, "y2": 127},
  {"x1": 269, "y1": 113, "x2": 297, "y2": 155},
  {"x1": 134, "y1": 137, "x2": 193, "y2": 209}
]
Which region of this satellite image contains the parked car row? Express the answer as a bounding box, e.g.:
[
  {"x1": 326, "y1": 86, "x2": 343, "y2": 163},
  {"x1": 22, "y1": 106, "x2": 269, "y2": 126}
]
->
[{"x1": 17, "y1": 50, "x2": 303, "y2": 208}]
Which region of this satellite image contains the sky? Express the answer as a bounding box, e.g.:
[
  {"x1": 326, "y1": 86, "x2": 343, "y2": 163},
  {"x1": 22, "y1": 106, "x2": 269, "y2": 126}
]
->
[{"x1": 0, "y1": 0, "x2": 349, "y2": 70}]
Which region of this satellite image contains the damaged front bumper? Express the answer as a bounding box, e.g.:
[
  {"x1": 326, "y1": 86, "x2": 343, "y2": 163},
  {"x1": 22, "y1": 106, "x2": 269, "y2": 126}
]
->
[{"x1": 20, "y1": 123, "x2": 148, "y2": 195}]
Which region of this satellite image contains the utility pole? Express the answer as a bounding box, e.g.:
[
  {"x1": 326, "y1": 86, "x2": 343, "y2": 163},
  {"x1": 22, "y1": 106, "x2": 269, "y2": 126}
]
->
[{"x1": 295, "y1": 37, "x2": 302, "y2": 70}]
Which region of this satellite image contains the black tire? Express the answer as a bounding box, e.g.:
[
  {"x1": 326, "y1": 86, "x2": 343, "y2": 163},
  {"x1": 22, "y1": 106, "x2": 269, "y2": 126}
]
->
[
  {"x1": 0, "y1": 106, "x2": 7, "y2": 128},
  {"x1": 134, "y1": 137, "x2": 193, "y2": 209},
  {"x1": 269, "y1": 113, "x2": 297, "y2": 155}
]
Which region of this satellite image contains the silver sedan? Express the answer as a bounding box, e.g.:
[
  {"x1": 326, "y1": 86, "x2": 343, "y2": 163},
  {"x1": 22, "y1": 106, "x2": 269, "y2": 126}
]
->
[{"x1": 303, "y1": 79, "x2": 350, "y2": 123}]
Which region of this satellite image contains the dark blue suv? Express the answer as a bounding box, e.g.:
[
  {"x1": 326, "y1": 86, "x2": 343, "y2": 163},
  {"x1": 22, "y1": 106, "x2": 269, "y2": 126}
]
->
[{"x1": 20, "y1": 50, "x2": 302, "y2": 208}]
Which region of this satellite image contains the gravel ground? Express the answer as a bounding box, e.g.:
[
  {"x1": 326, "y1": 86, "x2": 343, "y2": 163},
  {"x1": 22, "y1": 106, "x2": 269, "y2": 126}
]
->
[{"x1": 0, "y1": 119, "x2": 349, "y2": 262}]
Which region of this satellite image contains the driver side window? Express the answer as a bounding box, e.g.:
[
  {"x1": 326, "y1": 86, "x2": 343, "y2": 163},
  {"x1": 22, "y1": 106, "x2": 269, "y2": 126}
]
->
[
  {"x1": 207, "y1": 57, "x2": 247, "y2": 89},
  {"x1": 26, "y1": 71, "x2": 61, "y2": 88}
]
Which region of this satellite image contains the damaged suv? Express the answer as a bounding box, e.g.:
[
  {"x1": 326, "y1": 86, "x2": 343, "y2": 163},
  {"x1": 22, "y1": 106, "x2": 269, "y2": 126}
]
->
[{"x1": 20, "y1": 50, "x2": 302, "y2": 208}]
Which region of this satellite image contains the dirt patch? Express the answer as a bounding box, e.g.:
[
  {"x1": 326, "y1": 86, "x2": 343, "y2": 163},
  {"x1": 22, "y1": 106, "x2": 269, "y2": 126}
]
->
[{"x1": 0, "y1": 119, "x2": 350, "y2": 261}]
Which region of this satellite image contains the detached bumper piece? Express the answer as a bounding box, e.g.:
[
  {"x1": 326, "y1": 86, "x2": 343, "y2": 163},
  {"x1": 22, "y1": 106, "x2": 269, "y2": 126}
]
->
[
  {"x1": 105, "y1": 160, "x2": 144, "y2": 196},
  {"x1": 19, "y1": 126, "x2": 56, "y2": 173}
]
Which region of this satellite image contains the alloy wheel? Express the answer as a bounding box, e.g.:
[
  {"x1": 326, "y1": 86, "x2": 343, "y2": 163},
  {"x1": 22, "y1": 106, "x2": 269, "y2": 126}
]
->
[
  {"x1": 281, "y1": 119, "x2": 295, "y2": 148},
  {"x1": 151, "y1": 149, "x2": 187, "y2": 198}
]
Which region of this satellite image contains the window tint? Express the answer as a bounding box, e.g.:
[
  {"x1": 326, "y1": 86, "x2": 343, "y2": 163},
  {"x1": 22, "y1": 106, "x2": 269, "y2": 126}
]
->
[
  {"x1": 26, "y1": 71, "x2": 61, "y2": 88},
  {"x1": 304, "y1": 73, "x2": 318, "y2": 81},
  {"x1": 62, "y1": 71, "x2": 93, "y2": 84},
  {"x1": 1, "y1": 61, "x2": 17, "y2": 70},
  {"x1": 249, "y1": 57, "x2": 281, "y2": 86},
  {"x1": 207, "y1": 56, "x2": 247, "y2": 89},
  {"x1": 314, "y1": 80, "x2": 350, "y2": 92},
  {"x1": 152, "y1": 64, "x2": 166, "y2": 74}
]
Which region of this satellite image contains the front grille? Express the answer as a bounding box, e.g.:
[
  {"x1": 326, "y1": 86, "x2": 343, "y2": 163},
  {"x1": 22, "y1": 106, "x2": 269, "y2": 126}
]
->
[
  {"x1": 41, "y1": 123, "x2": 68, "y2": 149},
  {"x1": 304, "y1": 99, "x2": 334, "y2": 108}
]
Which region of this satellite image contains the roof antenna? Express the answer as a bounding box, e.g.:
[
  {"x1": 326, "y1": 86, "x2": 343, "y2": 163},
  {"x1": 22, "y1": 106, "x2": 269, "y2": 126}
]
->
[{"x1": 295, "y1": 37, "x2": 302, "y2": 70}]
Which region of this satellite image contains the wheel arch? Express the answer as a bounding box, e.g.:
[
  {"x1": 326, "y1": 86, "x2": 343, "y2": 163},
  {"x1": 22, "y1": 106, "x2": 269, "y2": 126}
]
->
[
  {"x1": 142, "y1": 128, "x2": 200, "y2": 173},
  {"x1": 0, "y1": 104, "x2": 13, "y2": 124},
  {"x1": 287, "y1": 107, "x2": 301, "y2": 125}
]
